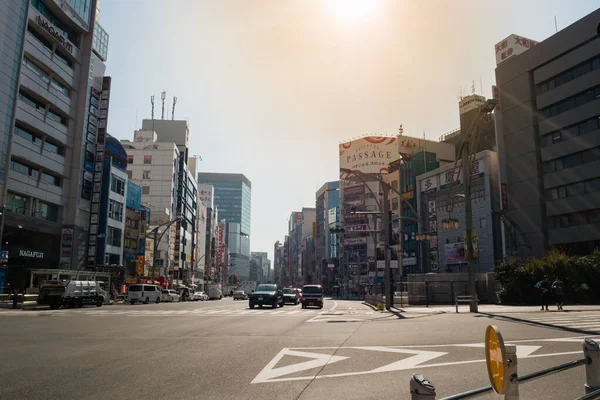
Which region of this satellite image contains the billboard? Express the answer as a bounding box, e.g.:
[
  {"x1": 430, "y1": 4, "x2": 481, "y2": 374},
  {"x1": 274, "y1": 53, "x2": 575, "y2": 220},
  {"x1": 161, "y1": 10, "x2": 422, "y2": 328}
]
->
[
  {"x1": 198, "y1": 184, "x2": 214, "y2": 209},
  {"x1": 445, "y1": 242, "x2": 466, "y2": 265},
  {"x1": 339, "y1": 136, "x2": 398, "y2": 178},
  {"x1": 459, "y1": 94, "x2": 486, "y2": 115},
  {"x1": 495, "y1": 34, "x2": 538, "y2": 66}
]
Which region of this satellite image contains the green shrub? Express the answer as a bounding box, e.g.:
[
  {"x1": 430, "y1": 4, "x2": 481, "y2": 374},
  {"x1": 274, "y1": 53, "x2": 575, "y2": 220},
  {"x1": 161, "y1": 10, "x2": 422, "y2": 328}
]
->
[{"x1": 494, "y1": 249, "x2": 600, "y2": 305}]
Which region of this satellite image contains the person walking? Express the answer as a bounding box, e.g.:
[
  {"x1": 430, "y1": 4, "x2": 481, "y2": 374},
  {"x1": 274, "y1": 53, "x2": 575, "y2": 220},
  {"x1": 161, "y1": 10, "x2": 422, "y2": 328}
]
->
[
  {"x1": 552, "y1": 277, "x2": 565, "y2": 311},
  {"x1": 537, "y1": 275, "x2": 552, "y2": 311}
]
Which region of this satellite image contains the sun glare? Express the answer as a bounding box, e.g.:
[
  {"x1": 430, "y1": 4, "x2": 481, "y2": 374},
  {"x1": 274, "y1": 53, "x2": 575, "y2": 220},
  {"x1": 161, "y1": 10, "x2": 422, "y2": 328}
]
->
[{"x1": 325, "y1": 0, "x2": 380, "y2": 23}]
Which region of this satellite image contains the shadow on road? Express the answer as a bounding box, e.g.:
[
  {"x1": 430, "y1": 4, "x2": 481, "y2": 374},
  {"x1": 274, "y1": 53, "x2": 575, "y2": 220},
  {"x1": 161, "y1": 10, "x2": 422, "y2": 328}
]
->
[{"x1": 476, "y1": 312, "x2": 600, "y2": 336}]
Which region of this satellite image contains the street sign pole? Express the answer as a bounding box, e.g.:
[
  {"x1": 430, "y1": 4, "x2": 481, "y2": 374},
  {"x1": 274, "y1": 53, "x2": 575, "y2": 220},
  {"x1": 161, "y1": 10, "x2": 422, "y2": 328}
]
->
[{"x1": 383, "y1": 183, "x2": 392, "y2": 310}]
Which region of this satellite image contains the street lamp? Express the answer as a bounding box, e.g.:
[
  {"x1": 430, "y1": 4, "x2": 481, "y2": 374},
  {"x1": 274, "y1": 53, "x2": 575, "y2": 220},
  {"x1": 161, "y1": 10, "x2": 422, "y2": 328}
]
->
[{"x1": 146, "y1": 217, "x2": 181, "y2": 282}]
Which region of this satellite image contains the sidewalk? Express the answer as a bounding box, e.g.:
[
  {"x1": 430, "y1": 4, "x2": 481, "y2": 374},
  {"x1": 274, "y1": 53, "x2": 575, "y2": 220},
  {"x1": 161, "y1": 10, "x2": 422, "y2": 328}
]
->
[{"x1": 393, "y1": 304, "x2": 600, "y2": 315}]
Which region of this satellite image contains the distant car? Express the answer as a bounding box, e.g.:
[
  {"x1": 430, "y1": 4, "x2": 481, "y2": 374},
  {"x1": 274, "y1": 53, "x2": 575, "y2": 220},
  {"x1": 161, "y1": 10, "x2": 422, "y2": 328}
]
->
[
  {"x1": 161, "y1": 289, "x2": 180, "y2": 303},
  {"x1": 192, "y1": 291, "x2": 208, "y2": 301},
  {"x1": 233, "y1": 290, "x2": 248, "y2": 300},
  {"x1": 249, "y1": 284, "x2": 284, "y2": 309},
  {"x1": 301, "y1": 285, "x2": 324, "y2": 309},
  {"x1": 282, "y1": 287, "x2": 301, "y2": 305}
]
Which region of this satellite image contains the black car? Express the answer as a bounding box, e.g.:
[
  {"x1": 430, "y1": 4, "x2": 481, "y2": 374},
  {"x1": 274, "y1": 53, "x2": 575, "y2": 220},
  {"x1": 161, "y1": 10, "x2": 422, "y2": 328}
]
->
[
  {"x1": 301, "y1": 285, "x2": 324, "y2": 309},
  {"x1": 249, "y1": 284, "x2": 284, "y2": 309}
]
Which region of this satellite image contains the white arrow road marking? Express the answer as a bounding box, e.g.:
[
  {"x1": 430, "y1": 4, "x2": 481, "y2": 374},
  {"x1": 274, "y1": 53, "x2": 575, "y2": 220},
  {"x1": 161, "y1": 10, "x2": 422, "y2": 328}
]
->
[
  {"x1": 252, "y1": 346, "x2": 447, "y2": 383},
  {"x1": 251, "y1": 349, "x2": 348, "y2": 384},
  {"x1": 452, "y1": 344, "x2": 542, "y2": 358},
  {"x1": 351, "y1": 346, "x2": 448, "y2": 373}
]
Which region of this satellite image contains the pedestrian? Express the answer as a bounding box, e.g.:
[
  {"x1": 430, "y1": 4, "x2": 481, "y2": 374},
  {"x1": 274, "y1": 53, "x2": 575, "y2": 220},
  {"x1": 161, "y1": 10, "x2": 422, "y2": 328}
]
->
[
  {"x1": 536, "y1": 275, "x2": 552, "y2": 311},
  {"x1": 552, "y1": 277, "x2": 565, "y2": 311}
]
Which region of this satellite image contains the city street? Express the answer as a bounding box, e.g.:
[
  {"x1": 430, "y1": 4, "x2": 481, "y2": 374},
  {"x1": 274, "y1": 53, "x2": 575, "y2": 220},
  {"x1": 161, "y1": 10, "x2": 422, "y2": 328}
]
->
[{"x1": 0, "y1": 298, "x2": 596, "y2": 399}]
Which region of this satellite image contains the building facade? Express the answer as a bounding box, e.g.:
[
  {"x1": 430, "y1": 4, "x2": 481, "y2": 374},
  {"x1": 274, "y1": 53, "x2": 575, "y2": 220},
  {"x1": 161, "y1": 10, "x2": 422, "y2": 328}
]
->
[
  {"x1": 123, "y1": 181, "x2": 149, "y2": 285},
  {"x1": 1, "y1": 0, "x2": 111, "y2": 290},
  {"x1": 495, "y1": 10, "x2": 600, "y2": 257},
  {"x1": 416, "y1": 150, "x2": 503, "y2": 273},
  {"x1": 197, "y1": 173, "x2": 252, "y2": 281},
  {"x1": 121, "y1": 129, "x2": 179, "y2": 279},
  {"x1": 315, "y1": 181, "x2": 340, "y2": 286}
]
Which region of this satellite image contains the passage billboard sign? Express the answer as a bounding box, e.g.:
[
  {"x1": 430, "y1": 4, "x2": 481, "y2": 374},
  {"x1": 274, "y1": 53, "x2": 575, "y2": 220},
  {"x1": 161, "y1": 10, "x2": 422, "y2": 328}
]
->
[{"x1": 339, "y1": 136, "x2": 398, "y2": 178}]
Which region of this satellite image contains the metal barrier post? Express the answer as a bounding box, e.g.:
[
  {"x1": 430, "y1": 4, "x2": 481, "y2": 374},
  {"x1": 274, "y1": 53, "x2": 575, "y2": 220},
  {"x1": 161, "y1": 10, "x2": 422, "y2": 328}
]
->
[
  {"x1": 505, "y1": 344, "x2": 519, "y2": 399},
  {"x1": 584, "y1": 338, "x2": 600, "y2": 394},
  {"x1": 410, "y1": 374, "x2": 436, "y2": 399}
]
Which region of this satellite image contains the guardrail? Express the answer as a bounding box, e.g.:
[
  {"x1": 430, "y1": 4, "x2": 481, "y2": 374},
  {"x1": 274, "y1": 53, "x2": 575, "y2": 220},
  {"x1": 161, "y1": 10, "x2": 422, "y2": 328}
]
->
[{"x1": 409, "y1": 325, "x2": 600, "y2": 399}]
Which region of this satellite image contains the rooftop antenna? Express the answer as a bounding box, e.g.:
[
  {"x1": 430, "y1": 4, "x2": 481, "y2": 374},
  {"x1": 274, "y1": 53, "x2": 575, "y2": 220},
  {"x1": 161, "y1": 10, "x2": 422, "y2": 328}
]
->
[
  {"x1": 150, "y1": 95, "x2": 155, "y2": 121},
  {"x1": 554, "y1": 15, "x2": 558, "y2": 33},
  {"x1": 171, "y1": 96, "x2": 177, "y2": 120},
  {"x1": 480, "y1": 76, "x2": 483, "y2": 95},
  {"x1": 472, "y1": 80, "x2": 476, "y2": 94},
  {"x1": 161, "y1": 91, "x2": 166, "y2": 119},
  {"x1": 399, "y1": 124, "x2": 403, "y2": 136}
]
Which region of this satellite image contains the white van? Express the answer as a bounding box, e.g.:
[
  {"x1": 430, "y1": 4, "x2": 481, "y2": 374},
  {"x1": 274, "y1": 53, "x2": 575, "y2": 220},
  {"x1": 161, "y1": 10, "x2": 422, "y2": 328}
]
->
[{"x1": 127, "y1": 284, "x2": 161, "y2": 304}]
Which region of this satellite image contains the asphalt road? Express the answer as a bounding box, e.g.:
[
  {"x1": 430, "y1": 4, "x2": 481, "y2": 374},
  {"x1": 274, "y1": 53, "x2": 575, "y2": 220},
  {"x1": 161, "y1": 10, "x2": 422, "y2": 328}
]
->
[{"x1": 0, "y1": 298, "x2": 595, "y2": 400}]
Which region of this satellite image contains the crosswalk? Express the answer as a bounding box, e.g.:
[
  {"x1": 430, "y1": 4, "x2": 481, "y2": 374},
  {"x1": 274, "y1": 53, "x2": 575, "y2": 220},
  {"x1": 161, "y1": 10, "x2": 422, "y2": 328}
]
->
[
  {"x1": 0, "y1": 306, "x2": 375, "y2": 318},
  {"x1": 518, "y1": 312, "x2": 600, "y2": 333}
]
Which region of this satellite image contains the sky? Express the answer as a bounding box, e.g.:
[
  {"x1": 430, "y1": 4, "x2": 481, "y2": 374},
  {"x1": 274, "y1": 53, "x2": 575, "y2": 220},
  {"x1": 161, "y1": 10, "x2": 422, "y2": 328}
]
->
[{"x1": 99, "y1": 0, "x2": 599, "y2": 263}]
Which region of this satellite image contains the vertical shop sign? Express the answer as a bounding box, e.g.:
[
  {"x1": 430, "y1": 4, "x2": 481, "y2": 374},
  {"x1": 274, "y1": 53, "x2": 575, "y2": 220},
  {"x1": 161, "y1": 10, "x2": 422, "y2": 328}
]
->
[{"x1": 87, "y1": 77, "x2": 111, "y2": 266}]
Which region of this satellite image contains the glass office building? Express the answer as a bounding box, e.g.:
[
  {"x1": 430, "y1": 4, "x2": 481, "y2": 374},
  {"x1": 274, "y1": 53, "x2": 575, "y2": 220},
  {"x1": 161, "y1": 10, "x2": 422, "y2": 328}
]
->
[{"x1": 197, "y1": 173, "x2": 251, "y2": 236}]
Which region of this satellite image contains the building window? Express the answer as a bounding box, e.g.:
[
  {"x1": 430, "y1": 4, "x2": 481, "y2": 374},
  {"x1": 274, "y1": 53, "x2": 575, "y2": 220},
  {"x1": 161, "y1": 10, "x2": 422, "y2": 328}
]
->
[
  {"x1": 6, "y1": 192, "x2": 28, "y2": 214},
  {"x1": 127, "y1": 171, "x2": 132, "y2": 179},
  {"x1": 127, "y1": 155, "x2": 133, "y2": 164},
  {"x1": 23, "y1": 57, "x2": 50, "y2": 84},
  {"x1": 391, "y1": 180, "x2": 399, "y2": 191},
  {"x1": 110, "y1": 175, "x2": 125, "y2": 195},
  {"x1": 36, "y1": 201, "x2": 59, "y2": 222},
  {"x1": 43, "y1": 140, "x2": 65, "y2": 156},
  {"x1": 40, "y1": 171, "x2": 61, "y2": 186},
  {"x1": 106, "y1": 226, "x2": 123, "y2": 247},
  {"x1": 14, "y1": 125, "x2": 43, "y2": 145},
  {"x1": 142, "y1": 186, "x2": 150, "y2": 195},
  {"x1": 391, "y1": 197, "x2": 399, "y2": 211},
  {"x1": 542, "y1": 86, "x2": 600, "y2": 118},
  {"x1": 47, "y1": 108, "x2": 68, "y2": 126},
  {"x1": 143, "y1": 170, "x2": 151, "y2": 179},
  {"x1": 538, "y1": 55, "x2": 600, "y2": 94},
  {"x1": 50, "y1": 78, "x2": 70, "y2": 97},
  {"x1": 18, "y1": 91, "x2": 45, "y2": 115},
  {"x1": 144, "y1": 155, "x2": 152, "y2": 164},
  {"x1": 108, "y1": 199, "x2": 124, "y2": 221}
]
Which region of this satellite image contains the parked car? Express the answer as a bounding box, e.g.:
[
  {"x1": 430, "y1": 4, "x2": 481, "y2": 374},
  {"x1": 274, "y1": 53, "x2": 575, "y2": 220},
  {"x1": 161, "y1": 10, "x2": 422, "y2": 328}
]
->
[
  {"x1": 282, "y1": 287, "x2": 301, "y2": 305},
  {"x1": 233, "y1": 290, "x2": 248, "y2": 300},
  {"x1": 192, "y1": 291, "x2": 208, "y2": 301},
  {"x1": 301, "y1": 285, "x2": 323, "y2": 309},
  {"x1": 248, "y1": 284, "x2": 284, "y2": 309},
  {"x1": 127, "y1": 284, "x2": 161, "y2": 304},
  {"x1": 161, "y1": 289, "x2": 180, "y2": 303}
]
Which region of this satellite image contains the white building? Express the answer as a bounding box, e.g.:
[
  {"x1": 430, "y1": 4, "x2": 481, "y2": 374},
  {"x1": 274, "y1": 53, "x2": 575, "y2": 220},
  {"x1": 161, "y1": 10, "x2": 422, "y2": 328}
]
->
[{"x1": 121, "y1": 129, "x2": 179, "y2": 276}]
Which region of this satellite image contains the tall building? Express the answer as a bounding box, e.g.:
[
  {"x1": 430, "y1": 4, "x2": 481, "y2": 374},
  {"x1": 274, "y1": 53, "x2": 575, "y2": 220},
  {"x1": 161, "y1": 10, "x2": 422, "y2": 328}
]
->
[
  {"x1": 1, "y1": 0, "x2": 110, "y2": 289},
  {"x1": 288, "y1": 208, "x2": 315, "y2": 287},
  {"x1": 385, "y1": 138, "x2": 455, "y2": 275},
  {"x1": 416, "y1": 150, "x2": 503, "y2": 273},
  {"x1": 495, "y1": 10, "x2": 600, "y2": 257},
  {"x1": 121, "y1": 130, "x2": 179, "y2": 279},
  {"x1": 273, "y1": 240, "x2": 283, "y2": 285},
  {"x1": 123, "y1": 181, "x2": 149, "y2": 285},
  {"x1": 250, "y1": 251, "x2": 270, "y2": 283},
  {"x1": 315, "y1": 181, "x2": 340, "y2": 286},
  {"x1": 197, "y1": 173, "x2": 252, "y2": 280}
]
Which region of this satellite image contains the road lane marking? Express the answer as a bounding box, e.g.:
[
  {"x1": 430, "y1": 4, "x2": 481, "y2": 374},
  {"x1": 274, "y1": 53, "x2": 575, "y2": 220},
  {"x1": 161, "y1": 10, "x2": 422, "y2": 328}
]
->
[
  {"x1": 252, "y1": 347, "x2": 446, "y2": 383},
  {"x1": 251, "y1": 349, "x2": 349, "y2": 384}
]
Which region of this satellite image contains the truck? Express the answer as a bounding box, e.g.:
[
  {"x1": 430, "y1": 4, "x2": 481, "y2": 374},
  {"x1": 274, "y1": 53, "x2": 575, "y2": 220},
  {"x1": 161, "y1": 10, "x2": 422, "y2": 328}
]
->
[
  {"x1": 240, "y1": 280, "x2": 257, "y2": 295},
  {"x1": 38, "y1": 280, "x2": 108, "y2": 309},
  {"x1": 222, "y1": 285, "x2": 235, "y2": 296},
  {"x1": 206, "y1": 283, "x2": 222, "y2": 300}
]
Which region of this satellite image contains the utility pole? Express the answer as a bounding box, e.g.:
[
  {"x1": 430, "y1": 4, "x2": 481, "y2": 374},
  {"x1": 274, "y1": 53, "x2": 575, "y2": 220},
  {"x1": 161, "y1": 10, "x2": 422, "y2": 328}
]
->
[
  {"x1": 382, "y1": 183, "x2": 392, "y2": 310},
  {"x1": 462, "y1": 142, "x2": 478, "y2": 313}
]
